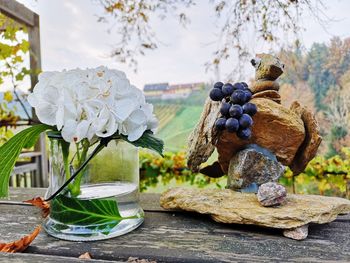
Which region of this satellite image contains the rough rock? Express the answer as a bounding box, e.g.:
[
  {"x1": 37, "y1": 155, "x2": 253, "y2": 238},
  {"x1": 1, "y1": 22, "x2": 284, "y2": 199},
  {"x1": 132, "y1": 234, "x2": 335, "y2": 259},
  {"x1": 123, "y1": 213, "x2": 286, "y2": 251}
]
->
[
  {"x1": 160, "y1": 187, "x2": 350, "y2": 230},
  {"x1": 289, "y1": 101, "x2": 322, "y2": 175},
  {"x1": 252, "y1": 90, "x2": 281, "y2": 100},
  {"x1": 251, "y1": 80, "x2": 280, "y2": 93},
  {"x1": 187, "y1": 98, "x2": 220, "y2": 172},
  {"x1": 257, "y1": 182, "x2": 287, "y2": 207},
  {"x1": 227, "y1": 148, "x2": 284, "y2": 190},
  {"x1": 216, "y1": 98, "x2": 305, "y2": 173},
  {"x1": 283, "y1": 225, "x2": 309, "y2": 240},
  {"x1": 253, "y1": 54, "x2": 284, "y2": 81}
]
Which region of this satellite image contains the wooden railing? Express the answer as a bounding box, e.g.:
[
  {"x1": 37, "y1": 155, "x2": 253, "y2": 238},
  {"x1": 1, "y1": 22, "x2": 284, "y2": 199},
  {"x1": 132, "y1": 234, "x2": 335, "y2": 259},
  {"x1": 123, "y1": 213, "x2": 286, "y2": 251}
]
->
[{"x1": 10, "y1": 151, "x2": 48, "y2": 188}]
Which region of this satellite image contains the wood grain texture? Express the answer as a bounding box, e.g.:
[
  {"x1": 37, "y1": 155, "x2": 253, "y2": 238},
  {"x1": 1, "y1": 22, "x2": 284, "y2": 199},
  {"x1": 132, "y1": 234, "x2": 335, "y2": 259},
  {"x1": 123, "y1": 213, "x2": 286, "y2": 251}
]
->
[
  {"x1": 5, "y1": 188, "x2": 165, "y2": 212},
  {"x1": 0, "y1": 193, "x2": 349, "y2": 262},
  {"x1": 0, "y1": 0, "x2": 35, "y2": 26},
  {"x1": 0, "y1": 253, "x2": 122, "y2": 263}
]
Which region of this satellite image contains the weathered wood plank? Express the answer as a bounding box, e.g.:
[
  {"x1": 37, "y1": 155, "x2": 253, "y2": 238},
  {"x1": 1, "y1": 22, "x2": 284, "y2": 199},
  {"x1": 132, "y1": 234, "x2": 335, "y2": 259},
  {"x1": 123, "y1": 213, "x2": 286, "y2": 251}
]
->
[
  {"x1": 5, "y1": 188, "x2": 165, "y2": 212},
  {"x1": 0, "y1": 0, "x2": 35, "y2": 26},
  {"x1": 0, "y1": 202, "x2": 349, "y2": 262},
  {"x1": 0, "y1": 253, "x2": 122, "y2": 263}
]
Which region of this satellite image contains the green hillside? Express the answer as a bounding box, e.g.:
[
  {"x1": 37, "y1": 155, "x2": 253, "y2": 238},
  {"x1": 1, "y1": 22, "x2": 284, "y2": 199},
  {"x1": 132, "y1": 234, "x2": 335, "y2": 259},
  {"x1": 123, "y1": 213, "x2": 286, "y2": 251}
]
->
[{"x1": 155, "y1": 105, "x2": 203, "y2": 152}]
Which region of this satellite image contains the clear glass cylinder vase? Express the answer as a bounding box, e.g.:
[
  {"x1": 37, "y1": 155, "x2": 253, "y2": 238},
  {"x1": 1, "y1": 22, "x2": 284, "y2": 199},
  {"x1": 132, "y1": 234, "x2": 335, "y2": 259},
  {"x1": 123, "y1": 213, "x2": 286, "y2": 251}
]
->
[{"x1": 43, "y1": 134, "x2": 144, "y2": 241}]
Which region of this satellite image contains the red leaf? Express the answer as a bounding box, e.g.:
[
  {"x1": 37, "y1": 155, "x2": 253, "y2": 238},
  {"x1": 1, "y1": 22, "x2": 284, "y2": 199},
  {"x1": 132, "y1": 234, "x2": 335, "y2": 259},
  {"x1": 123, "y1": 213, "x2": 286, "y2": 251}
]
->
[
  {"x1": 0, "y1": 225, "x2": 41, "y2": 253},
  {"x1": 23, "y1": 197, "x2": 50, "y2": 218}
]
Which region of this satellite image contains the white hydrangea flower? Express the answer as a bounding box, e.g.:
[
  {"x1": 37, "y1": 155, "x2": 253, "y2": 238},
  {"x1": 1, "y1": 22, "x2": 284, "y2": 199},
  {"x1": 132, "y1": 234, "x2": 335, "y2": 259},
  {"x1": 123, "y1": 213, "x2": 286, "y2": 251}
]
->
[{"x1": 28, "y1": 66, "x2": 158, "y2": 142}]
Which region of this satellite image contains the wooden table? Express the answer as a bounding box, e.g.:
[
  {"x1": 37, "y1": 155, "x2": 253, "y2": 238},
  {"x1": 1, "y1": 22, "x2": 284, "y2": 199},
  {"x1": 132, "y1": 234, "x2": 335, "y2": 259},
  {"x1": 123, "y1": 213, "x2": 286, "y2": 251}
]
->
[{"x1": 0, "y1": 188, "x2": 349, "y2": 263}]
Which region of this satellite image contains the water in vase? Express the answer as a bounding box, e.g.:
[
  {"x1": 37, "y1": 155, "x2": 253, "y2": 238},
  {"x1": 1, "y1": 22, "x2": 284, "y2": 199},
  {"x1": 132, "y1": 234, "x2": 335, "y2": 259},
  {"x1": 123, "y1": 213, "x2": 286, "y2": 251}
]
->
[{"x1": 44, "y1": 182, "x2": 144, "y2": 241}]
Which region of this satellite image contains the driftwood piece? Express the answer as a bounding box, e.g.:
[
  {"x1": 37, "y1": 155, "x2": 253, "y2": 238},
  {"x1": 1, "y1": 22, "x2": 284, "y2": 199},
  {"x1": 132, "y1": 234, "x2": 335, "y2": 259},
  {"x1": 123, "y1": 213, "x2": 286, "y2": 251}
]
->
[{"x1": 187, "y1": 98, "x2": 220, "y2": 172}]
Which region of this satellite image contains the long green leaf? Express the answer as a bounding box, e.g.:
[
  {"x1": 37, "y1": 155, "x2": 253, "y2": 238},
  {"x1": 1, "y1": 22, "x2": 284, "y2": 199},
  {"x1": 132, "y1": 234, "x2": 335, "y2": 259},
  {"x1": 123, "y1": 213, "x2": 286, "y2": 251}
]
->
[
  {"x1": 50, "y1": 195, "x2": 142, "y2": 234},
  {"x1": 0, "y1": 124, "x2": 51, "y2": 197},
  {"x1": 118, "y1": 130, "x2": 164, "y2": 157}
]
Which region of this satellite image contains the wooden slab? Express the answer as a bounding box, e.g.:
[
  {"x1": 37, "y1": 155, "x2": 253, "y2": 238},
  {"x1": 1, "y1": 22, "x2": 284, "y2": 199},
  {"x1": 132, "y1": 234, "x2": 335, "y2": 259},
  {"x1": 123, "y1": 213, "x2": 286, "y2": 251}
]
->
[
  {"x1": 4, "y1": 188, "x2": 165, "y2": 212},
  {"x1": 0, "y1": 253, "x2": 119, "y2": 263},
  {"x1": 0, "y1": 196, "x2": 349, "y2": 262}
]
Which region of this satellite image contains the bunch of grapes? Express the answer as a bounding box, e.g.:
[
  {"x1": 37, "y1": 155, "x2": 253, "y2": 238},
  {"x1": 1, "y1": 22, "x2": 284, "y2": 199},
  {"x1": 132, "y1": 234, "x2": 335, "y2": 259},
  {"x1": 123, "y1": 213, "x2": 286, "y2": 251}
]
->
[{"x1": 209, "y1": 82, "x2": 257, "y2": 140}]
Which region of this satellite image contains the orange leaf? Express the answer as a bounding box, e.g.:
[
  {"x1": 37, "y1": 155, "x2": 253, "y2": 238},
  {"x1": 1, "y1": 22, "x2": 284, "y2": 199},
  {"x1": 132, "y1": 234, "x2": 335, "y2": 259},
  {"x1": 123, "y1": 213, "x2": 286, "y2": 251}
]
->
[
  {"x1": 79, "y1": 252, "x2": 92, "y2": 259},
  {"x1": 23, "y1": 197, "x2": 50, "y2": 218},
  {"x1": 0, "y1": 225, "x2": 41, "y2": 253}
]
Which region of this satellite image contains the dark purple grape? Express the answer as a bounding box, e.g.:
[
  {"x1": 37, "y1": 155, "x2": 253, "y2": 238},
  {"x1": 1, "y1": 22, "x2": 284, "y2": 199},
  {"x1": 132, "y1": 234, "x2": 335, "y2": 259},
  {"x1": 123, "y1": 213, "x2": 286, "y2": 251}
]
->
[
  {"x1": 214, "y1": 81, "x2": 224, "y2": 90},
  {"x1": 215, "y1": 117, "x2": 227, "y2": 130},
  {"x1": 239, "y1": 114, "x2": 253, "y2": 128},
  {"x1": 222, "y1": 83, "x2": 234, "y2": 96},
  {"x1": 209, "y1": 88, "x2": 224, "y2": 101},
  {"x1": 231, "y1": 90, "x2": 246, "y2": 105},
  {"x1": 237, "y1": 127, "x2": 252, "y2": 140},
  {"x1": 220, "y1": 102, "x2": 231, "y2": 116},
  {"x1": 233, "y1": 82, "x2": 245, "y2": 90},
  {"x1": 241, "y1": 82, "x2": 248, "y2": 88},
  {"x1": 225, "y1": 118, "x2": 239, "y2": 133},
  {"x1": 243, "y1": 89, "x2": 252, "y2": 101},
  {"x1": 229, "y1": 104, "x2": 243, "y2": 118},
  {"x1": 243, "y1": 102, "x2": 257, "y2": 116}
]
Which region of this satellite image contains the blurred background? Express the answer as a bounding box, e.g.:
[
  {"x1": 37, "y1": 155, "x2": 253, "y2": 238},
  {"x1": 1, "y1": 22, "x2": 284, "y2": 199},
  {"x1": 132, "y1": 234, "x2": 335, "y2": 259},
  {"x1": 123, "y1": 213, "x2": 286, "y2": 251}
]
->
[{"x1": 1, "y1": 0, "x2": 349, "y2": 197}]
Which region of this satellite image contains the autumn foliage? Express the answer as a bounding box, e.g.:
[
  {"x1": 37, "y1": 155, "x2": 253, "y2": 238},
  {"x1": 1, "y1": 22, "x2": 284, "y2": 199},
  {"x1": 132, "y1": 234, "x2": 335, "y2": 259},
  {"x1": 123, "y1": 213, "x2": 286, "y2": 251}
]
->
[
  {"x1": 24, "y1": 197, "x2": 50, "y2": 218},
  {"x1": 0, "y1": 226, "x2": 41, "y2": 253}
]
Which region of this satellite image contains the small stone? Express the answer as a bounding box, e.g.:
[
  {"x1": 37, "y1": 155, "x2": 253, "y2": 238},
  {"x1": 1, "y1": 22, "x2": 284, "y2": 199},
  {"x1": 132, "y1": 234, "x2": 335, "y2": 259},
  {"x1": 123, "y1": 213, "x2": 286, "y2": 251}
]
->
[
  {"x1": 253, "y1": 53, "x2": 284, "y2": 81},
  {"x1": 227, "y1": 147, "x2": 285, "y2": 190},
  {"x1": 283, "y1": 225, "x2": 309, "y2": 240},
  {"x1": 257, "y1": 182, "x2": 287, "y2": 207},
  {"x1": 252, "y1": 90, "x2": 281, "y2": 101},
  {"x1": 251, "y1": 80, "x2": 280, "y2": 93}
]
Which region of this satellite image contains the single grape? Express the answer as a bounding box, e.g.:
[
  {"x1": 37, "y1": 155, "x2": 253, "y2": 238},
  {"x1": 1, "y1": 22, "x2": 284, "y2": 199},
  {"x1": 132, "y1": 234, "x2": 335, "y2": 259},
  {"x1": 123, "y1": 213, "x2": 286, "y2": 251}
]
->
[
  {"x1": 229, "y1": 104, "x2": 243, "y2": 118},
  {"x1": 215, "y1": 117, "x2": 227, "y2": 130},
  {"x1": 214, "y1": 81, "x2": 224, "y2": 90},
  {"x1": 225, "y1": 118, "x2": 239, "y2": 133},
  {"x1": 241, "y1": 82, "x2": 248, "y2": 88},
  {"x1": 231, "y1": 90, "x2": 246, "y2": 105},
  {"x1": 239, "y1": 114, "x2": 253, "y2": 128},
  {"x1": 220, "y1": 102, "x2": 231, "y2": 116},
  {"x1": 209, "y1": 88, "x2": 224, "y2": 101},
  {"x1": 233, "y1": 82, "x2": 245, "y2": 90},
  {"x1": 242, "y1": 102, "x2": 257, "y2": 116},
  {"x1": 243, "y1": 89, "x2": 252, "y2": 101},
  {"x1": 237, "y1": 127, "x2": 252, "y2": 140},
  {"x1": 222, "y1": 83, "x2": 234, "y2": 96}
]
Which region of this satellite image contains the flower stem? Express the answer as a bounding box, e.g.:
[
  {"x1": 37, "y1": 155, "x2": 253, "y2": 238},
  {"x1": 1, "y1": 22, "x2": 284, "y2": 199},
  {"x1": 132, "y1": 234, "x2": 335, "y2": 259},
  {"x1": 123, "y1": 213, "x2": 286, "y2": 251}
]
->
[
  {"x1": 45, "y1": 139, "x2": 110, "y2": 201},
  {"x1": 70, "y1": 140, "x2": 90, "y2": 196}
]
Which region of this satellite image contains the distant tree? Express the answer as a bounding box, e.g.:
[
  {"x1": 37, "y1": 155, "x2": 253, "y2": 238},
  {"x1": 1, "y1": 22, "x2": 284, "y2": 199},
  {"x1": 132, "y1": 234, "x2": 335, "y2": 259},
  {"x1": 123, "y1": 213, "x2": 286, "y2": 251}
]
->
[
  {"x1": 306, "y1": 43, "x2": 336, "y2": 111},
  {"x1": 325, "y1": 37, "x2": 350, "y2": 88},
  {"x1": 96, "y1": 0, "x2": 330, "y2": 78}
]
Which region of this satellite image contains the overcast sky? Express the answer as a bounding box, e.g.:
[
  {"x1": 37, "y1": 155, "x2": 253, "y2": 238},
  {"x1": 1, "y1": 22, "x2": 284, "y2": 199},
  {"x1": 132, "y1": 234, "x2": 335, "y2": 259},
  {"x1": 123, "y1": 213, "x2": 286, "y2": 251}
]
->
[{"x1": 14, "y1": 0, "x2": 350, "y2": 91}]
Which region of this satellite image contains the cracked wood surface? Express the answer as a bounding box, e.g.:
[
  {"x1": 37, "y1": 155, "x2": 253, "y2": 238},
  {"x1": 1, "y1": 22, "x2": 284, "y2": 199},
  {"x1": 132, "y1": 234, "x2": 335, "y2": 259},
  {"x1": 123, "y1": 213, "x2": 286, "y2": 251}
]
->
[{"x1": 0, "y1": 188, "x2": 349, "y2": 262}]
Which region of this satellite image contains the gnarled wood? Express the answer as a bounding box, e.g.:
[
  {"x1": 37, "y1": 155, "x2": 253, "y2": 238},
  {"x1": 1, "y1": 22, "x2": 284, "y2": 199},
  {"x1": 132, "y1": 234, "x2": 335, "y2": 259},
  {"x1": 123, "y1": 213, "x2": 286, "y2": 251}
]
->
[{"x1": 187, "y1": 98, "x2": 220, "y2": 172}]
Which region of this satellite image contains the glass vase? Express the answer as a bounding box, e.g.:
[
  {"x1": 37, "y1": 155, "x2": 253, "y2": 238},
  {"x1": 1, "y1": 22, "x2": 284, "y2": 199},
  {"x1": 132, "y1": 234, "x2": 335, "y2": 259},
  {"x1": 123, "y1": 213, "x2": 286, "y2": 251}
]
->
[{"x1": 43, "y1": 133, "x2": 144, "y2": 241}]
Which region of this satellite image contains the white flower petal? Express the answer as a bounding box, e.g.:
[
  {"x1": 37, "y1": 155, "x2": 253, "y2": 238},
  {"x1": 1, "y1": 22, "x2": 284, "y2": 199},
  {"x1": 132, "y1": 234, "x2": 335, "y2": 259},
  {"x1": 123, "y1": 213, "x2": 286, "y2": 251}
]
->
[
  {"x1": 112, "y1": 98, "x2": 138, "y2": 122},
  {"x1": 61, "y1": 119, "x2": 78, "y2": 142}
]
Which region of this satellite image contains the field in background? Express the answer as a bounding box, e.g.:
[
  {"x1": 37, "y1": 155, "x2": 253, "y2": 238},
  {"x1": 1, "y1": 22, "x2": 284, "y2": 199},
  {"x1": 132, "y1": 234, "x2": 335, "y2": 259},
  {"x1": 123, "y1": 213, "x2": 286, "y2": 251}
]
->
[{"x1": 151, "y1": 87, "x2": 209, "y2": 152}]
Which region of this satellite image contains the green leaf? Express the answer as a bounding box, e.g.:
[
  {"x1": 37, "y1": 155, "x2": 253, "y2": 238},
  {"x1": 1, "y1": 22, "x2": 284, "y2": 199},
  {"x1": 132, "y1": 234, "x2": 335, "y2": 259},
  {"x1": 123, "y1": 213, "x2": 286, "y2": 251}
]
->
[
  {"x1": 50, "y1": 194, "x2": 142, "y2": 234},
  {"x1": 117, "y1": 130, "x2": 164, "y2": 157},
  {"x1": 0, "y1": 124, "x2": 51, "y2": 197}
]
